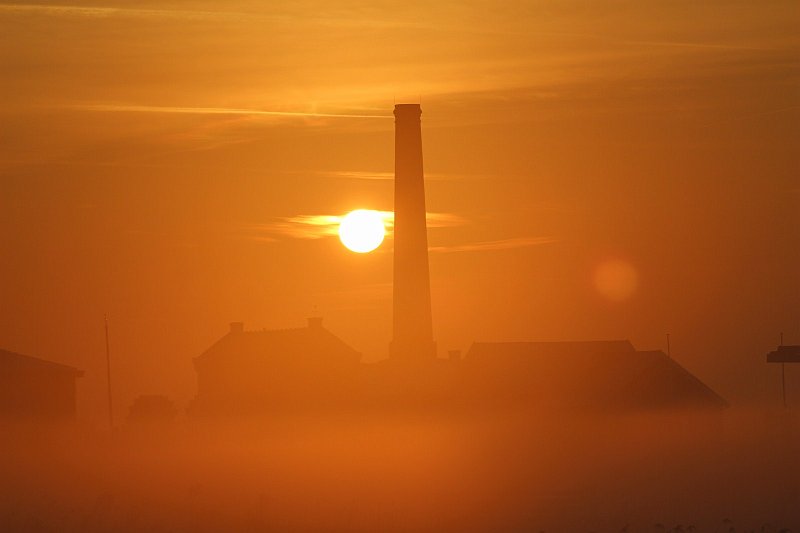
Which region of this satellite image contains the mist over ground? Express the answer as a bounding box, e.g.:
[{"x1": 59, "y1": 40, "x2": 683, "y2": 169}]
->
[{"x1": 2, "y1": 407, "x2": 797, "y2": 532}]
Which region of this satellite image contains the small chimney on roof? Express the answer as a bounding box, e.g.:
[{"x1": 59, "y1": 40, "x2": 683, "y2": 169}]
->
[
  {"x1": 307, "y1": 317, "x2": 323, "y2": 330},
  {"x1": 229, "y1": 322, "x2": 244, "y2": 334}
]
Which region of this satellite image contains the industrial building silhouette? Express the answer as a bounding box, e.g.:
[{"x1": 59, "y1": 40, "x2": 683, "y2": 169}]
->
[
  {"x1": 188, "y1": 320, "x2": 727, "y2": 415},
  {"x1": 188, "y1": 104, "x2": 727, "y2": 417},
  {"x1": 0, "y1": 104, "x2": 728, "y2": 422}
]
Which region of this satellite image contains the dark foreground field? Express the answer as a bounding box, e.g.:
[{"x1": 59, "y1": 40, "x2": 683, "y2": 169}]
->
[{"x1": 1, "y1": 408, "x2": 798, "y2": 532}]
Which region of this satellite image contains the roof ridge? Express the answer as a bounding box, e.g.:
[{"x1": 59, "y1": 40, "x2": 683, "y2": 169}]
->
[
  {"x1": 0, "y1": 348, "x2": 83, "y2": 375},
  {"x1": 242, "y1": 326, "x2": 307, "y2": 333}
]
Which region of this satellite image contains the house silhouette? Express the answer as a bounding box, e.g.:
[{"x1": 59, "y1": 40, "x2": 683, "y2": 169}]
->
[
  {"x1": 189, "y1": 318, "x2": 362, "y2": 416},
  {"x1": 461, "y1": 340, "x2": 728, "y2": 410},
  {"x1": 0, "y1": 349, "x2": 83, "y2": 421}
]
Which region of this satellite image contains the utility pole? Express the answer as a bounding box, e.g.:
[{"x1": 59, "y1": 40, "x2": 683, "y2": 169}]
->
[
  {"x1": 104, "y1": 314, "x2": 113, "y2": 431},
  {"x1": 780, "y1": 332, "x2": 786, "y2": 408},
  {"x1": 766, "y1": 337, "x2": 797, "y2": 409},
  {"x1": 782, "y1": 362, "x2": 787, "y2": 408}
]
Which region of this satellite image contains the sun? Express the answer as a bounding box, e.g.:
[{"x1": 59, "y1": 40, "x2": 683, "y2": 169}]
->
[{"x1": 339, "y1": 209, "x2": 385, "y2": 253}]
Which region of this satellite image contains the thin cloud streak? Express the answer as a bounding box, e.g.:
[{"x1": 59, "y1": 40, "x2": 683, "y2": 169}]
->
[
  {"x1": 243, "y1": 216, "x2": 553, "y2": 255},
  {"x1": 0, "y1": 4, "x2": 246, "y2": 20},
  {"x1": 66, "y1": 104, "x2": 391, "y2": 120},
  {"x1": 429, "y1": 236, "x2": 557, "y2": 253},
  {"x1": 622, "y1": 39, "x2": 771, "y2": 52},
  {"x1": 306, "y1": 170, "x2": 489, "y2": 181},
  {"x1": 243, "y1": 212, "x2": 467, "y2": 241},
  {"x1": 313, "y1": 170, "x2": 395, "y2": 181}
]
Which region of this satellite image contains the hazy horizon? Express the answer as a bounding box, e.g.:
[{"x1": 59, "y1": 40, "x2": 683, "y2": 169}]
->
[{"x1": 1, "y1": 0, "x2": 798, "y2": 425}]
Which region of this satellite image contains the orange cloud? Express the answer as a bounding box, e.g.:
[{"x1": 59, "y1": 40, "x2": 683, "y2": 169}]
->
[
  {"x1": 66, "y1": 103, "x2": 391, "y2": 120},
  {"x1": 429, "y1": 236, "x2": 557, "y2": 253},
  {"x1": 243, "y1": 211, "x2": 467, "y2": 242}
]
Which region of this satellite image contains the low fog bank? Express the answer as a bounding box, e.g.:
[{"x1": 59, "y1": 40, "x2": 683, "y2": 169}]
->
[{"x1": 1, "y1": 407, "x2": 798, "y2": 532}]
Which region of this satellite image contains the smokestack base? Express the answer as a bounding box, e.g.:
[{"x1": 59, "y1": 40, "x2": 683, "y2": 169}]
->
[{"x1": 389, "y1": 339, "x2": 437, "y2": 360}]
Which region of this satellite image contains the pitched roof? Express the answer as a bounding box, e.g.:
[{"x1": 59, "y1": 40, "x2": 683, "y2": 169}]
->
[
  {"x1": 467, "y1": 340, "x2": 636, "y2": 360},
  {"x1": 0, "y1": 349, "x2": 84, "y2": 377},
  {"x1": 195, "y1": 320, "x2": 361, "y2": 366},
  {"x1": 463, "y1": 340, "x2": 726, "y2": 409}
]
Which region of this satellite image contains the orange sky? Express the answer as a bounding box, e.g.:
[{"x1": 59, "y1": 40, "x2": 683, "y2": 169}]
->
[{"x1": 1, "y1": 0, "x2": 798, "y2": 422}]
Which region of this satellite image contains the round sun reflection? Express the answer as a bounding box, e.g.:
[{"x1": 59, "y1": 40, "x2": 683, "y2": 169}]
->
[
  {"x1": 338, "y1": 209, "x2": 385, "y2": 253},
  {"x1": 594, "y1": 259, "x2": 638, "y2": 301}
]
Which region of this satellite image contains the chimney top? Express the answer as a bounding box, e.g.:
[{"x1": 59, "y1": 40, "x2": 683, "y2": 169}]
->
[
  {"x1": 229, "y1": 322, "x2": 244, "y2": 334},
  {"x1": 394, "y1": 103, "x2": 421, "y2": 118},
  {"x1": 307, "y1": 317, "x2": 323, "y2": 330}
]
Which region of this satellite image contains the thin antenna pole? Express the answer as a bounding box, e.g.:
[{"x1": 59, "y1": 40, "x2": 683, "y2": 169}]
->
[
  {"x1": 104, "y1": 314, "x2": 113, "y2": 430},
  {"x1": 666, "y1": 333, "x2": 671, "y2": 357},
  {"x1": 782, "y1": 363, "x2": 787, "y2": 408}
]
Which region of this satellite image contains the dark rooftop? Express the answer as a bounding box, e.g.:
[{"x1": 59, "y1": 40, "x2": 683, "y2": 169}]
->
[
  {"x1": 766, "y1": 345, "x2": 800, "y2": 363},
  {"x1": 0, "y1": 349, "x2": 83, "y2": 377}
]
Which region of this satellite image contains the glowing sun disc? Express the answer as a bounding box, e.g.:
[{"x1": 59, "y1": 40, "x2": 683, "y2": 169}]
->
[{"x1": 339, "y1": 209, "x2": 385, "y2": 253}]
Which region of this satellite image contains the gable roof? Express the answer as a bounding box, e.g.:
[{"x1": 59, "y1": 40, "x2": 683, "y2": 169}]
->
[
  {"x1": 467, "y1": 340, "x2": 636, "y2": 361},
  {"x1": 463, "y1": 340, "x2": 726, "y2": 409},
  {"x1": 195, "y1": 320, "x2": 361, "y2": 367},
  {"x1": 626, "y1": 350, "x2": 728, "y2": 408},
  {"x1": 0, "y1": 349, "x2": 84, "y2": 377}
]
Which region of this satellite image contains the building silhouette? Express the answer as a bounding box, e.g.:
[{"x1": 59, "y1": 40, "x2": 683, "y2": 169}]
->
[
  {"x1": 188, "y1": 104, "x2": 727, "y2": 417},
  {"x1": 128, "y1": 394, "x2": 178, "y2": 424},
  {"x1": 461, "y1": 341, "x2": 728, "y2": 410},
  {"x1": 766, "y1": 344, "x2": 800, "y2": 362},
  {"x1": 0, "y1": 348, "x2": 83, "y2": 421},
  {"x1": 390, "y1": 104, "x2": 436, "y2": 360},
  {"x1": 189, "y1": 325, "x2": 727, "y2": 414},
  {"x1": 189, "y1": 319, "x2": 362, "y2": 416},
  {"x1": 766, "y1": 344, "x2": 800, "y2": 407}
]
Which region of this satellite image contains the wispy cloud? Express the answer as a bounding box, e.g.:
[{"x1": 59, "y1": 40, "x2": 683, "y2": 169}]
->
[
  {"x1": 65, "y1": 103, "x2": 391, "y2": 120},
  {"x1": 311, "y1": 170, "x2": 395, "y2": 181},
  {"x1": 429, "y1": 236, "x2": 556, "y2": 253},
  {"x1": 425, "y1": 213, "x2": 468, "y2": 228},
  {"x1": 244, "y1": 213, "x2": 387, "y2": 241},
  {"x1": 241, "y1": 214, "x2": 551, "y2": 255},
  {"x1": 242, "y1": 211, "x2": 467, "y2": 241},
  {"x1": 0, "y1": 3, "x2": 435, "y2": 29},
  {"x1": 304, "y1": 170, "x2": 489, "y2": 181},
  {"x1": 0, "y1": 4, "x2": 245, "y2": 20},
  {"x1": 244, "y1": 215, "x2": 345, "y2": 240},
  {"x1": 621, "y1": 39, "x2": 771, "y2": 52}
]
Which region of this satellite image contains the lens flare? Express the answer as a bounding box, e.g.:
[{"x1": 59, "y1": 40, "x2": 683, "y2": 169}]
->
[{"x1": 594, "y1": 259, "x2": 638, "y2": 301}]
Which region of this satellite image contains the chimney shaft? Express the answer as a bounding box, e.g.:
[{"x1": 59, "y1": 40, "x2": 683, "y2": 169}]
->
[{"x1": 390, "y1": 104, "x2": 436, "y2": 359}]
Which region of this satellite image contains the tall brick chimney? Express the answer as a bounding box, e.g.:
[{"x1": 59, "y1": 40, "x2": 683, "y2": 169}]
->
[{"x1": 390, "y1": 104, "x2": 436, "y2": 359}]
